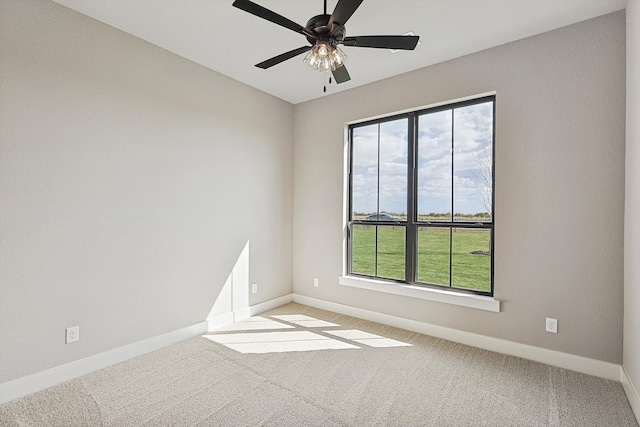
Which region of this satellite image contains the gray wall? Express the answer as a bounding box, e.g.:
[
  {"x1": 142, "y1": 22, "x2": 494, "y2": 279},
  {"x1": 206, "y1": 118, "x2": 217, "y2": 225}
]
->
[
  {"x1": 0, "y1": 0, "x2": 293, "y2": 383},
  {"x1": 625, "y1": 0, "x2": 640, "y2": 400},
  {"x1": 293, "y1": 12, "x2": 626, "y2": 363},
  {"x1": 0, "y1": 0, "x2": 632, "y2": 388}
]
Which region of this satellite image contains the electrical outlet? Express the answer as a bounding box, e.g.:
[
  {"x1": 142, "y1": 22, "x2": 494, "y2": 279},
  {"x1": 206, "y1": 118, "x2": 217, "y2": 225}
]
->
[
  {"x1": 251, "y1": 283, "x2": 258, "y2": 294},
  {"x1": 313, "y1": 278, "x2": 319, "y2": 287},
  {"x1": 66, "y1": 326, "x2": 79, "y2": 343},
  {"x1": 545, "y1": 318, "x2": 558, "y2": 334}
]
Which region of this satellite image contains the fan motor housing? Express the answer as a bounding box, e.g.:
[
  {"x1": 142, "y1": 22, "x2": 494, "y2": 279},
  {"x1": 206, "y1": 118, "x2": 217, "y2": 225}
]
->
[{"x1": 305, "y1": 14, "x2": 346, "y2": 44}]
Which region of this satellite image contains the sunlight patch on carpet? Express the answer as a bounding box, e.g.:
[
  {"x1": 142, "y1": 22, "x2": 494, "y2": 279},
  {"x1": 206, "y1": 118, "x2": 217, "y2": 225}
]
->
[
  {"x1": 271, "y1": 314, "x2": 340, "y2": 328},
  {"x1": 203, "y1": 331, "x2": 360, "y2": 353},
  {"x1": 215, "y1": 316, "x2": 294, "y2": 332},
  {"x1": 324, "y1": 329, "x2": 413, "y2": 348}
]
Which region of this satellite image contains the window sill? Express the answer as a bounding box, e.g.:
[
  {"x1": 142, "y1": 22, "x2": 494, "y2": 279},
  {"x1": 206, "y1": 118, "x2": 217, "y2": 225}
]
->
[{"x1": 338, "y1": 275, "x2": 500, "y2": 313}]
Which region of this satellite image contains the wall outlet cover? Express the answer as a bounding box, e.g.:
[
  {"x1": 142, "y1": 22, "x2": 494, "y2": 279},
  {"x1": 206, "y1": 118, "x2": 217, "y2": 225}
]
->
[{"x1": 66, "y1": 326, "x2": 80, "y2": 343}]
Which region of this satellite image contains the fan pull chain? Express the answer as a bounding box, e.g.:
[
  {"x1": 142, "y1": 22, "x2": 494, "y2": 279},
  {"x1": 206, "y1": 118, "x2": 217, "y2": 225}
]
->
[{"x1": 322, "y1": 72, "x2": 334, "y2": 93}]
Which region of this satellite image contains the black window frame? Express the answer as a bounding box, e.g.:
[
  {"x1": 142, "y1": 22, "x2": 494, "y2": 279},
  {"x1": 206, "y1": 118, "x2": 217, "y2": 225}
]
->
[{"x1": 347, "y1": 95, "x2": 495, "y2": 297}]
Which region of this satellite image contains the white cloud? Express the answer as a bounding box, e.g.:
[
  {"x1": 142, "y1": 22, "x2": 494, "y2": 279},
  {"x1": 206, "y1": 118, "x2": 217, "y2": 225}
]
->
[
  {"x1": 351, "y1": 104, "x2": 492, "y2": 215},
  {"x1": 352, "y1": 119, "x2": 408, "y2": 214}
]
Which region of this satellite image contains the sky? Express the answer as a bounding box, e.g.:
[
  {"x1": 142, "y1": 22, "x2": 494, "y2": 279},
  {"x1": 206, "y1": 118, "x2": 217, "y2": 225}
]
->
[{"x1": 352, "y1": 101, "x2": 493, "y2": 217}]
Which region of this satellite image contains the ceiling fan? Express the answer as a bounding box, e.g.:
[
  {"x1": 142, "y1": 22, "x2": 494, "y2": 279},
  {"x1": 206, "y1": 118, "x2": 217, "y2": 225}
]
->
[{"x1": 232, "y1": 0, "x2": 420, "y2": 85}]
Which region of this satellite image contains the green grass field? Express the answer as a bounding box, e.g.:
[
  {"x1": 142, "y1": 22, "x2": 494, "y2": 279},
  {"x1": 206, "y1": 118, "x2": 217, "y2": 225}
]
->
[{"x1": 351, "y1": 226, "x2": 491, "y2": 292}]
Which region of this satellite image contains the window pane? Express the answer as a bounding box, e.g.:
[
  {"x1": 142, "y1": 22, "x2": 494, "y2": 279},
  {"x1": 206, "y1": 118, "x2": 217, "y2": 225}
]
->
[
  {"x1": 376, "y1": 226, "x2": 405, "y2": 280},
  {"x1": 379, "y1": 119, "x2": 408, "y2": 221},
  {"x1": 417, "y1": 227, "x2": 450, "y2": 286},
  {"x1": 348, "y1": 97, "x2": 494, "y2": 296},
  {"x1": 451, "y1": 228, "x2": 491, "y2": 292},
  {"x1": 351, "y1": 224, "x2": 376, "y2": 276},
  {"x1": 453, "y1": 102, "x2": 493, "y2": 222},
  {"x1": 417, "y1": 110, "x2": 453, "y2": 222},
  {"x1": 351, "y1": 124, "x2": 379, "y2": 219}
]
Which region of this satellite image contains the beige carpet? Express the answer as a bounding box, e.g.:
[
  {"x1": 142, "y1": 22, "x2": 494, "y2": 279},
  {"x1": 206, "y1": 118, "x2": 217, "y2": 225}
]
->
[{"x1": 1, "y1": 303, "x2": 637, "y2": 426}]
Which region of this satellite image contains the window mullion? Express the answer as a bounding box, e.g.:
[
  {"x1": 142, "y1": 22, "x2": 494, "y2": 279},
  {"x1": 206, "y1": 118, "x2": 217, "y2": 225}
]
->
[
  {"x1": 405, "y1": 113, "x2": 416, "y2": 283},
  {"x1": 376, "y1": 123, "x2": 381, "y2": 217},
  {"x1": 347, "y1": 127, "x2": 354, "y2": 275},
  {"x1": 449, "y1": 108, "x2": 455, "y2": 288},
  {"x1": 376, "y1": 124, "x2": 381, "y2": 277}
]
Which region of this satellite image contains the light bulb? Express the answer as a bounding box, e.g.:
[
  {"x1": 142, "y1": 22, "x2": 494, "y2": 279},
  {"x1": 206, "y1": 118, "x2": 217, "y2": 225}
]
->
[
  {"x1": 304, "y1": 42, "x2": 348, "y2": 73},
  {"x1": 318, "y1": 43, "x2": 329, "y2": 57},
  {"x1": 303, "y1": 50, "x2": 313, "y2": 63},
  {"x1": 334, "y1": 47, "x2": 347, "y2": 63}
]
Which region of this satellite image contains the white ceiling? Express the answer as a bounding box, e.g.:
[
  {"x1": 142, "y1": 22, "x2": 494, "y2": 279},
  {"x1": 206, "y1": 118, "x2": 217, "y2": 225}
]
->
[{"x1": 52, "y1": 0, "x2": 627, "y2": 104}]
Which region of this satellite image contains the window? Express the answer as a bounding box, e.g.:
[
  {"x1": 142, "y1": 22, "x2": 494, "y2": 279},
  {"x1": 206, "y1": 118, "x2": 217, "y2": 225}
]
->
[{"x1": 347, "y1": 96, "x2": 495, "y2": 296}]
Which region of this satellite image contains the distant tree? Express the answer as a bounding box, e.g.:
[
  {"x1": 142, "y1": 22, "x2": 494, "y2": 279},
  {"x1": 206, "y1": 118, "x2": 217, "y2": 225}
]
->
[
  {"x1": 475, "y1": 148, "x2": 493, "y2": 253},
  {"x1": 475, "y1": 148, "x2": 492, "y2": 220}
]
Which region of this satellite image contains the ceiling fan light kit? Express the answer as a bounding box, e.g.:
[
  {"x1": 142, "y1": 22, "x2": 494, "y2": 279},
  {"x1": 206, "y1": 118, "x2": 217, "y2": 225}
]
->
[
  {"x1": 303, "y1": 42, "x2": 347, "y2": 72},
  {"x1": 232, "y1": 0, "x2": 420, "y2": 86}
]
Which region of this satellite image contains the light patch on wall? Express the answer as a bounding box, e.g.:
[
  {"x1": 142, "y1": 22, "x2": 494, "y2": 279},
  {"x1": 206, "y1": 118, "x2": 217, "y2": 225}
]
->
[{"x1": 206, "y1": 241, "x2": 251, "y2": 322}]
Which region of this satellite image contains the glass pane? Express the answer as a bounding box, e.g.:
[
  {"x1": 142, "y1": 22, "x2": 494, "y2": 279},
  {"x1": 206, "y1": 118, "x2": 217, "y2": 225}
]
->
[
  {"x1": 351, "y1": 224, "x2": 376, "y2": 276},
  {"x1": 453, "y1": 102, "x2": 493, "y2": 222},
  {"x1": 417, "y1": 110, "x2": 453, "y2": 222},
  {"x1": 451, "y1": 228, "x2": 491, "y2": 292},
  {"x1": 379, "y1": 119, "x2": 408, "y2": 221},
  {"x1": 376, "y1": 226, "x2": 405, "y2": 280},
  {"x1": 417, "y1": 227, "x2": 450, "y2": 286},
  {"x1": 351, "y1": 124, "x2": 379, "y2": 220}
]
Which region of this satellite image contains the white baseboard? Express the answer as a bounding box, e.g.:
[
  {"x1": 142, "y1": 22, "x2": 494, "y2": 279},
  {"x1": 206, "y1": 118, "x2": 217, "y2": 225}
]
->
[
  {"x1": 621, "y1": 366, "x2": 640, "y2": 422},
  {"x1": 0, "y1": 294, "x2": 293, "y2": 405},
  {"x1": 2, "y1": 292, "x2": 627, "y2": 409},
  {"x1": 292, "y1": 294, "x2": 621, "y2": 381},
  {"x1": 0, "y1": 321, "x2": 208, "y2": 405},
  {"x1": 249, "y1": 294, "x2": 293, "y2": 316},
  {"x1": 231, "y1": 295, "x2": 294, "y2": 322},
  {"x1": 206, "y1": 312, "x2": 235, "y2": 331},
  {"x1": 233, "y1": 307, "x2": 252, "y2": 322}
]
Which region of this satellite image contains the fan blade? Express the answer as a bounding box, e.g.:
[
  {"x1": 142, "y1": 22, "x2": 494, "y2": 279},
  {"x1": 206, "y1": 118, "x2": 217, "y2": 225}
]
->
[
  {"x1": 255, "y1": 46, "x2": 312, "y2": 69},
  {"x1": 332, "y1": 64, "x2": 351, "y2": 84},
  {"x1": 342, "y1": 35, "x2": 420, "y2": 50},
  {"x1": 233, "y1": 0, "x2": 314, "y2": 38},
  {"x1": 328, "y1": 0, "x2": 364, "y2": 35}
]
